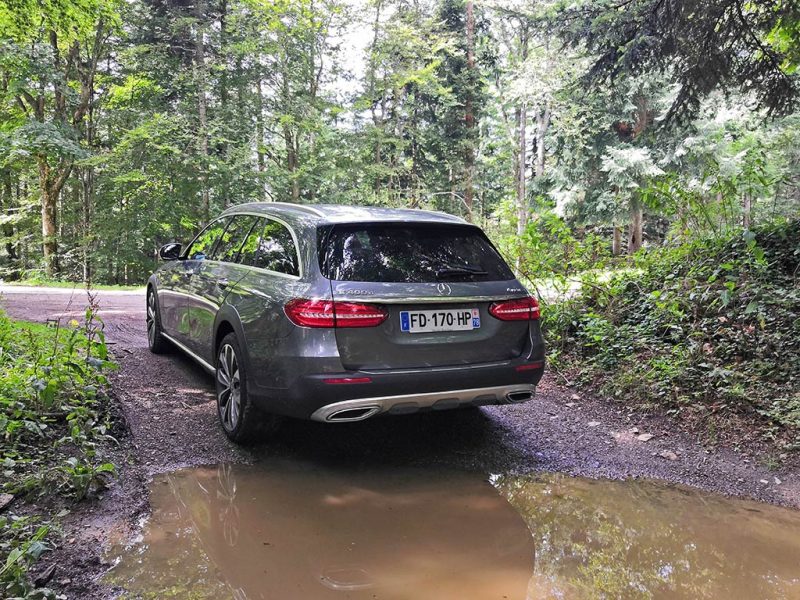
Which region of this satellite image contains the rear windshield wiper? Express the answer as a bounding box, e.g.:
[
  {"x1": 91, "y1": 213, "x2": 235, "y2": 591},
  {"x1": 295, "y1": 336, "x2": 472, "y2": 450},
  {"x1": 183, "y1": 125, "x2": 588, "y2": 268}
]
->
[{"x1": 436, "y1": 266, "x2": 489, "y2": 279}]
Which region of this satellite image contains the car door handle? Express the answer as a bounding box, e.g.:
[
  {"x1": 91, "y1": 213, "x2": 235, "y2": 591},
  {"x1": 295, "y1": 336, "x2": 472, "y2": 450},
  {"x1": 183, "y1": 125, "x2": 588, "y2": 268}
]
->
[{"x1": 217, "y1": 278, "x2": 230, "y2": 289}]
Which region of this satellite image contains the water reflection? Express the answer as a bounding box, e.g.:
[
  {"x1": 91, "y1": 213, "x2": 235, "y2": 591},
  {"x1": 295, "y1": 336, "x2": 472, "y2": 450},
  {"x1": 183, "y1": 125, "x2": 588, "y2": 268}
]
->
[
  {"x1": 107, "y1": 461, "x2": 535, "y2": 599},
  {"x1": 107, "y1": 462, "x2": 800, "y2": 599},
  {"x1": 495, "y1": 473, "x2": 800, "y2": 599}
]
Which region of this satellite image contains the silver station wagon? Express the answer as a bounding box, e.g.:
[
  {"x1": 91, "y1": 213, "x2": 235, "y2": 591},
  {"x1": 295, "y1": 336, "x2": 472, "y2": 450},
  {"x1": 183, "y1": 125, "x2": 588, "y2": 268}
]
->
[{"x1": 147, "y1": 203, "x2": 545, "y2": 442}]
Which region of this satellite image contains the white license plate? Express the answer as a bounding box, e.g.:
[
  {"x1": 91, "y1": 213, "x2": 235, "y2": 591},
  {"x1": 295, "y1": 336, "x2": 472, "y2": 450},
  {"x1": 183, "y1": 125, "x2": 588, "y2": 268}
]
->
[{"x1": 399, "y1": 308, "x2": 480, "y2": 333}]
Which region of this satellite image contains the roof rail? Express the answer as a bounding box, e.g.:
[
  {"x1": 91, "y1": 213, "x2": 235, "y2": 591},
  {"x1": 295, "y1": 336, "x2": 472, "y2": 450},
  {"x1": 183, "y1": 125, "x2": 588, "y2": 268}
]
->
[{"x1": 266, "y1": 202, "x2": 325, "y2": 217}]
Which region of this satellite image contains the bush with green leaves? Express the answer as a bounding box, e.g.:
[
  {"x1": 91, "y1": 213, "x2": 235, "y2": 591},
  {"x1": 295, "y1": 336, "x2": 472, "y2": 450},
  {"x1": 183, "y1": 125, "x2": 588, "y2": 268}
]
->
[
  {"x1": 1, "y1": 303, "x2": 117, "y2": 597},
  {"x1": 546, "y1": 219, "x2": 800, "y2": 447}
]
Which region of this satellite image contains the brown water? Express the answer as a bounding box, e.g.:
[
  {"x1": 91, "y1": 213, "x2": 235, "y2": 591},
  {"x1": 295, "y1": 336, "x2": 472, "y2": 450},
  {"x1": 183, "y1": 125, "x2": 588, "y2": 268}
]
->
[{"x1": 107, "y1": 461, "x2": 800, "y2": 599}]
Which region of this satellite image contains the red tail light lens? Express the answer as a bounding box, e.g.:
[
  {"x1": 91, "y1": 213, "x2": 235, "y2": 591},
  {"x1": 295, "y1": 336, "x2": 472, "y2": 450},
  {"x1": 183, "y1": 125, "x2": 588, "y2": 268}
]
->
[
  {"x1": 284, "y1": 299, "x2": 388, "y2": 328},
  {"x1": 284, "y1": 299, "x2": 336, "y2": 327},
  {"x1": 489, "y1": 297, "x2": 540, "y2": 321},
  {"x1": 323, "y1": 377, "x2": 372, "y2": 384},
  {"x1": 516, "y1": 361, "x2": 544, "y2": 371}
]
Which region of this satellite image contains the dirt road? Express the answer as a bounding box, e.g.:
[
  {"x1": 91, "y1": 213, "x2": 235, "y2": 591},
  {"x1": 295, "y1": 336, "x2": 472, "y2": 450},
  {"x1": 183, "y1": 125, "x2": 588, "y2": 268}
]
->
[{"x1": 2, "y1": 284, "x2": 799, "y2": 596}]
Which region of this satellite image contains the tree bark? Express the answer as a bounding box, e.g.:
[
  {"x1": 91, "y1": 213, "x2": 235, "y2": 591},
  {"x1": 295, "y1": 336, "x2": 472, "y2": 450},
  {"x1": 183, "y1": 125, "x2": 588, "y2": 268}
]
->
[
  {"x1": 516, "y1": 103, "x2": 528, "y2": 238},
  {"x1": 612, "y1": 225, "x2": 622, "y2": 256},
  {"x1": 194, "y1": 0, "x2": 211, "y2": 221},
  {"x1": 368, "y1": 1, "x2": 383, "y2": 194},
  {"x1": 628, "y1": 92, "x2": 649, "y2": 252},
  {"x1": 463, "y1": 0, "x2": 476, "y2": 222},
  {"x1": 534, "y1": 105, "x2": 550, "y2": 178},
  {"x1": 255, "y1": 77, "x2": 268, "y2": 202},
  {"x1": 515, "y1": 24, "x2": 529, "y2": 240},
  {"x1": 627, "y1": 200, "x2": 643, "y2": 253},
  {"x1": 37, "y1": 156, "x2": 72, "y2": 277},
  {"x1": 256, "y1": 79, "x2": 266, "y2": 176},
  {"x1": 1, "y1": 172, "x2": 18, "y2": 270}
]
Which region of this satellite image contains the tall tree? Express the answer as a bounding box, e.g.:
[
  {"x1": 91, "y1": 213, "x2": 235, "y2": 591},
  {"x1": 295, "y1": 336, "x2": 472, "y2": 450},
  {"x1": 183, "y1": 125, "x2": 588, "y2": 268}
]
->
[
  {"x1": 549, "y1": 0, "x2": 800, "y2": 122},
  {"x1": 0, "y1": 0, "x2": 117, "y2": 276}
]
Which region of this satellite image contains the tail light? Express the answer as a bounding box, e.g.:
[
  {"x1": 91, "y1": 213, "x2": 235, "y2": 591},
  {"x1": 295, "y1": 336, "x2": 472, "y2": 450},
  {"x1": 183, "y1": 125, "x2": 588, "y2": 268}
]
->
[
  {"x1": 516, "y1": 361, "x2": 544, "y2": 371},
  {"x1": 489, "y1": 297, "x2": 540, "y2": 321},
  {"x1": 323, "y1": 377, "x2": 372, "y2": 384},
  {"x1": 284, "y1": 299, "x2": 388, "y2": 328}
]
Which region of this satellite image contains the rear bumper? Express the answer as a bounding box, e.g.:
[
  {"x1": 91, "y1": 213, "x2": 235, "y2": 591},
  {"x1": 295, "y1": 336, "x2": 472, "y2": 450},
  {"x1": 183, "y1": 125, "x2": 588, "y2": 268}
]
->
[
  {"x1": 250, "y1": 359, "x2": 544, "y2": 419},
  {"x1": 310, "y1": 383, "x2": 536, "y2": 422}
]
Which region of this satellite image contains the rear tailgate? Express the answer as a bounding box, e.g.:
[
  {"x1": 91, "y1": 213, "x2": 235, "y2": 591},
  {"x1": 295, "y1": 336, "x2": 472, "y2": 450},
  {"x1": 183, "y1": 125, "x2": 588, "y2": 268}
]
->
[
  {"x1": 320, "y1": 222, "x2": 532, "y2": 371},
  {"x1": 330, "y1": 281, "x2": 530, "y2": 370}
]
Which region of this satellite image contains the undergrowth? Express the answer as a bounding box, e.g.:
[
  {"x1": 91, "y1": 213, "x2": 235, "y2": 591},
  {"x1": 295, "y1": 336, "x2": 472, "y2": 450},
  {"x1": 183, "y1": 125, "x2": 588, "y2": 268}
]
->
[
  {"x1": 545, "y1": 219, "x2": 800, "y2": 448},
  {"x1": 1, "y1": 296, "x2": 118, "y2": 598}
]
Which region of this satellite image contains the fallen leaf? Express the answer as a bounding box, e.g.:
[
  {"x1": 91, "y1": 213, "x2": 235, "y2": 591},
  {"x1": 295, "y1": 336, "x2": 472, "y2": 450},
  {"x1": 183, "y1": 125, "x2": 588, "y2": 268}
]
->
[
  {"x1": 774, "y1": 477, "x2": 782, "y2": 485},
  {"x1": 0, "y1": 493, "x2": 13, "y2": 512},
  {"x1": 630, "y1": 427, "x2": 640, "y2": 434},
  {"x1": 565, "y1": 402, "x2": 576, "y2": 408},
  {"x1": 588, "y1": 421, "x2": 601, "y2": 427},
  {"x1": 637, "y1": 433, "x2": 654, "y2": 442},
  {"x1": 570, "y1": 394, "x2": 581, "y2": 401},
  {"x1": 659, "y1": 450, "x2": 678, "y2": 461},
  {"x1": 759, "y1": 479, "x2": 769, "y2": 485}
]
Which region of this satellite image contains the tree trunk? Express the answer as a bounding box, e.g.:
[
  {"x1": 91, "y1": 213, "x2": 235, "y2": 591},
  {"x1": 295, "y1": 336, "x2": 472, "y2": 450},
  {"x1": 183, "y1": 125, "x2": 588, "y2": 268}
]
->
[
  {"x1": 81, "y1": 170, "x2": 92, "y2": 283},
  {"x1": 516, "y1": 102, "x2": 527, "y2": 237},
  {"x1": 255, "y1": 79, "x2": 265, "y2": 176},
  {"x1": 463, "y1": 0, "x2": 476, "y2": 222},
  {"x1": 534, "y1": 106, "x2": 550, "y2": 178},
  {"x1": 194, "y1": 0, "x2": 210, "y2": 221},
  {"x1": 515, "y1": 24, "x2": 529, "y2": 240},
  {"x1": 37, "y1": 156, "x2": 72, "y2": 278},
  {"x1": 1, "y1": 172, "x2": 18, "y2": 271},
  {"x1": 285, "y1": 128, "x2": 300, "y2": 202},
  {"x1": 612, "y1": 225, "x2": 622, "y2": 256},
  {"x1": 627, "y1": 200, "x2": 643, "y2": 254},
  {"x1": 368, "y1": 0, "x2": 383, "y2": 195}
]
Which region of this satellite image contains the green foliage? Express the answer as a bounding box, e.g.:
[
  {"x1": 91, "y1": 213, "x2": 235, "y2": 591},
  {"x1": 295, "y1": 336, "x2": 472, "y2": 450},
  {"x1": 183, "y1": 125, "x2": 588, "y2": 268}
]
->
[
  {"x1": 0, "y1": 515, "x2": 54, "y2": 600},
  {"x1": 547, "y1": 219, "x2": 800, "y2": 446},
  {"x1": 548, "y1": 0, "x2": 800, "y2": 121},
  {"x1": 0, "y1": 303, "x2": 118, "y2": 595},
  {"x1": 0, "y1": 309, "x2": 116, "y2": 497}
]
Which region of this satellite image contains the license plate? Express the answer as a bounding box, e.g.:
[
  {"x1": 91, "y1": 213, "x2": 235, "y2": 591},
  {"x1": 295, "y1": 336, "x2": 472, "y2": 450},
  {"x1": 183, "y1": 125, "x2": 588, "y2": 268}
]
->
[{"x1": 399, "y1": 308, "x2": 480, "y2": 333}]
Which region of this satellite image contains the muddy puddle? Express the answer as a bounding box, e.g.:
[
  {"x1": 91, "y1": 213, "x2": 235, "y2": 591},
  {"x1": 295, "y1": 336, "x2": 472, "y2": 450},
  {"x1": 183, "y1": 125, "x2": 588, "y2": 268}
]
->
[{"x1": 107, "y1": 461, "x2": 800, "y2": 599}]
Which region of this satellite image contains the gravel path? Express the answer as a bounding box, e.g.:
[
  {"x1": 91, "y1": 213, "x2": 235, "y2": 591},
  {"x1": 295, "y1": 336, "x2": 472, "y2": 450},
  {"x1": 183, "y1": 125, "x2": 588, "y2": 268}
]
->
[{"x1": 2, "y1": 284, "x2": 799, "y2": 596}]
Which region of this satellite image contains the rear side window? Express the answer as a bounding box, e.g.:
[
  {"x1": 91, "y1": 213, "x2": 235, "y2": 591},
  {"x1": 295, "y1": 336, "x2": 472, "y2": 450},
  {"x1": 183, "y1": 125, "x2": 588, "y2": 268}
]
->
[
  {"x1": 239, "y1": 218, "x2": 299, "y2": 276},
  {"x1": 215, "y1": 215, "x2": 259, "y2": 263},
  {"x1": 319, "y1": 223, "x2": 515, "y2": 282},
  {"x1": 186, "y1": 218, "x2": 230, "y2": 260}
]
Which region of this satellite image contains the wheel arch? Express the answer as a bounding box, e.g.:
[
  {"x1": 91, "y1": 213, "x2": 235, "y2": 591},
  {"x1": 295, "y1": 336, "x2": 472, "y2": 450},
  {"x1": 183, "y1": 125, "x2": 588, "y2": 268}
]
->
[{"x1": 213, "y1": 306, "x2": 250, "y2": 370}]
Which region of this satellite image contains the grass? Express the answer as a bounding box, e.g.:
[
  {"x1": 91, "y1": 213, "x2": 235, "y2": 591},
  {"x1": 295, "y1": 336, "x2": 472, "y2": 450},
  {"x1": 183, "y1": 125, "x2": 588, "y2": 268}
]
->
[{"x1": 1, "y1": 304, "x2": 118, "y2": 597}]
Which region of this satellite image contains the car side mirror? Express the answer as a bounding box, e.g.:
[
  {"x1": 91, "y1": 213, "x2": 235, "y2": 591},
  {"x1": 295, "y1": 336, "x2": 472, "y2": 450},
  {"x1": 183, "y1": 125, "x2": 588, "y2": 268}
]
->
[{"x1": 159, "y1": 243, "x2": 183, "y2": 261}]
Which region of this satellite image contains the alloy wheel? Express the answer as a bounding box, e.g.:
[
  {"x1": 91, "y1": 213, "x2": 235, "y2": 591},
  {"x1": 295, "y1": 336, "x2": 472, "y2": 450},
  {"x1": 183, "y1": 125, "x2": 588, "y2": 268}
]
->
[
  {"x1": 217, "y1": 343, "x2": 241, "y2": 432},
  {"x1": 146, "y1": 292, "x2": 157, "y2": 347}
]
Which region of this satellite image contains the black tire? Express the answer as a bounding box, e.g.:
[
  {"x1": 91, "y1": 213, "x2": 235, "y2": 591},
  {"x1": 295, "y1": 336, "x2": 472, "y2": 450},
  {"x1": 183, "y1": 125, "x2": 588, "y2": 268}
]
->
[
  {"x1": 215, "y1": 332, "x2": 278, "y2": 443},
  {"x1": 146, "y1": 288, "x2": 169, "y2": 354}
]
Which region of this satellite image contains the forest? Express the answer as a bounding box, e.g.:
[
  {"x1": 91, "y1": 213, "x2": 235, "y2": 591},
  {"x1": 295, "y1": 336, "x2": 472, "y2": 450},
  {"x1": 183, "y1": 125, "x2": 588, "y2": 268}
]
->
[
  {"x1": 1, "y1": 0, "x2": 799, "y2": 441},
  {"x1": 0, "y1": 0, "x2": 797, "y2": 284}
]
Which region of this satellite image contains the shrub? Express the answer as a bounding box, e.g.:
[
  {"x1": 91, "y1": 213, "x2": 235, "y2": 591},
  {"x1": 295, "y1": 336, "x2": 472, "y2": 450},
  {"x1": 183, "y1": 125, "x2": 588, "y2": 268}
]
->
[
  {"x1": 546, "y1": 219, "x2": 800, "y2": 447},
  {"x1": 0, "y1": 299, "x2": 117, "y2": 597}
]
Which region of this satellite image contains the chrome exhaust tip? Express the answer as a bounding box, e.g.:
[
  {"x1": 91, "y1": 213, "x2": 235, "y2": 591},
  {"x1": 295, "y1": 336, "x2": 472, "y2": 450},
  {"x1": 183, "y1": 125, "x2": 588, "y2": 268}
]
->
[
  {"x1": 326, "y1": 406, "x2": 381, "y2": 422},
  {"x1": 505, "y1": 390, "x2": 534, "y2": 404}
]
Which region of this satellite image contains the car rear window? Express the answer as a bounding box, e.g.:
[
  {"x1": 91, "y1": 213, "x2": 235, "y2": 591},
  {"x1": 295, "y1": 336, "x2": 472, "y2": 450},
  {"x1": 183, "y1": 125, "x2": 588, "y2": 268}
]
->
[{"x1": 318, "y1": 223, "x2": 515, "y2": 282}]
